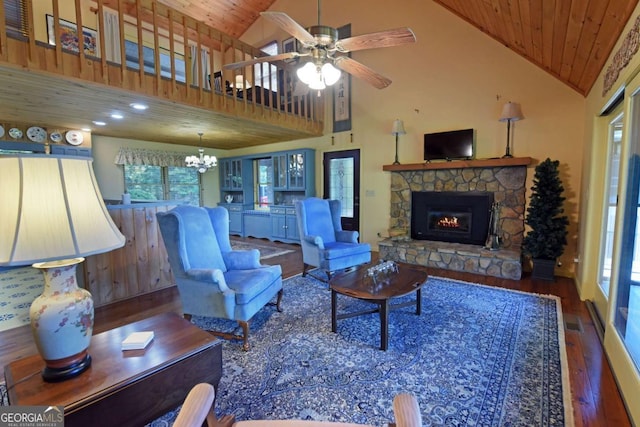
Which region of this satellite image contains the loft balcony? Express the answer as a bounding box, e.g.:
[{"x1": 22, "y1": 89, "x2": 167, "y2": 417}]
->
[{"x1": 0, "y1": 0, "x2": 324, "y2": 149}]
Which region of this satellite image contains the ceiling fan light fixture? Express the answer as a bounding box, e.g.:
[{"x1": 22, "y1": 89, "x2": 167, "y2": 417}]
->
[
  {"x1": 308, "y1": 64, "x2": 326, "y2": 90},
  {"x1": 297, "y1": 62, "x2": 317, "y2": 85},
  {"x1": 297, "y1": 61, "x2": 340, "y2": 90},
  {"x1": 308, "y1": 78, "x2": 326, "y2": 91},
  {"x1": 322, "y1": 63, "x2": 341, "y2": 86}
]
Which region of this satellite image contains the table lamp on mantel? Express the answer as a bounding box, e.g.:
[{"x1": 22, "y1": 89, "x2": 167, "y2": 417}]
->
[
  {"x1": 499, "y1": 101, "x2": 524, "y2": 158},
  {"x1": 391, "y1": 119, "x2": 406, "y2": 164},
  {"x1": 0, "y1": 154, "x2": 125, "y2": 382}
]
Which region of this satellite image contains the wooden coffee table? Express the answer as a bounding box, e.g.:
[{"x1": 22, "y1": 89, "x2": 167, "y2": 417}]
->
[
  {"x1": 330, "y1": 262, "x2": 428, "y2": 350},
  {"x1": 4, "y1": 312, "x2": 222, "y2": 427}
]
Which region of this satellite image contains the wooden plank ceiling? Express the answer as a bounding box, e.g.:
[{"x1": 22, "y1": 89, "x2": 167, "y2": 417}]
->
[
  {"x1": 432, "y1": 0, "x2": 638, "y2": 96},
  {"x1": 159, "y1": 0, "x2": 277, "y2": 40}
]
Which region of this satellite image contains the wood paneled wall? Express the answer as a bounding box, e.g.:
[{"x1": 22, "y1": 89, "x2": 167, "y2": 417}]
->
[{"x1": 84, "y1": 204, "x2": 175, "y2": 307}]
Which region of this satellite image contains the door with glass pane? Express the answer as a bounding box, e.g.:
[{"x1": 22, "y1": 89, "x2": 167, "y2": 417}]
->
[
  {"x1": 595, "y1": 112, "x2": 623, "y2": 318},
  {"x1": 323, "y1": 149, "x2": 360, "y2": 232},
  {"x1": 614, "y1": 89, "x2": 640, "y2": 371}
]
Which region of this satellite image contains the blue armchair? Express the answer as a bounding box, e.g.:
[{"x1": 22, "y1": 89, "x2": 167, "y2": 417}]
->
[
  {"x1": 295, "y1": 198, "x2": 371, "y2": 280},
  {"x1": 157, "y1": 206, "x2": 283, "y2": 350}
]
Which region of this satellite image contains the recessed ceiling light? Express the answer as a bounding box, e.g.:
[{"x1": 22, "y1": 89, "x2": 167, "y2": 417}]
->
[
  {"x1": 111, "y1": 113, "x2": 124, "y2": 119},
  {"x1": 81, "y1": 128, "x2": 91, "y2": 132},
  {"x1": 93, "y1": 121, "x2": 106, "y2": 126},
  {"x1": 130, "y1": 103, "x2": 148, "y2": 110}
]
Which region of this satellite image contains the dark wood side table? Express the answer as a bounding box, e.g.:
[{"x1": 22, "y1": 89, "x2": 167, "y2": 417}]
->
[
  {"x1": 4, "y1": 312, "x2": 222, "y2": 427},
  {"x1": 330, "y1": 263, "x2": 428, "y2": 350}
]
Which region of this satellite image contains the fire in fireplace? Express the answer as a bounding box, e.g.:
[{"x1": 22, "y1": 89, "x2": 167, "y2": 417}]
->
[
  {"x1": 430, "y1": 211, "x2": 471, "y2": 232},
  {"x1": 411, "y1": 191, "x2": 494, "y2": 245}
]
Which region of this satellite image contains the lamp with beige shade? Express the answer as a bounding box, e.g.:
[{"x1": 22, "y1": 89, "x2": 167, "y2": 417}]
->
[{"x1": 0, "y1": 154, "x2": 125, "y2": 382}]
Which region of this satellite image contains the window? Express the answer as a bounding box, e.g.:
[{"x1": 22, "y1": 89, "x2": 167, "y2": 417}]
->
[
  {"x1": 254, "y1": 41, "x2": 278, "y2": 91},
  {"x1": 4, "y1": 0, "x2": 27, "y2": 36},
  {"x1": 124, "y1": 165, "x2": 201, "y2": 206},
  {"x1": 124, "y1": 40, "x2": 186, "y2": 82},
  {"x1": 598, "y1": 114, "x2": 623, "y2": 297}
]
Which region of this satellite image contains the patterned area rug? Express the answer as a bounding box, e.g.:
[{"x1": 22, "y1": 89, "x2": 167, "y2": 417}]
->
[
  {"x1": 230, "y1": 241, "x2": 295, "y2": 260},
  {"x1": 146, "y1": 274, "x2": 573, "y2": 426},
  {"x1": 0, "y1": 274, "x2": 572, "y2": 426}
]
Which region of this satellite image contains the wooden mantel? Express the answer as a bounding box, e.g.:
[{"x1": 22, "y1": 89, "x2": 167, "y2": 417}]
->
[{"x1": 382, "y1": 157, "x2": 532, "y2": 171}]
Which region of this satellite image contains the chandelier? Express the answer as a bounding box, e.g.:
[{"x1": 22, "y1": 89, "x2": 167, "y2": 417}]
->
[{"x1": 185, "y1": 133, "x2": 217, "y2": 173}]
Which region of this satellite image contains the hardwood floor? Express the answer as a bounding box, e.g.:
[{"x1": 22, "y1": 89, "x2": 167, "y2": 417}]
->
[{"x1": 0, "y1": 237, "x2": 631, "y2": 426}]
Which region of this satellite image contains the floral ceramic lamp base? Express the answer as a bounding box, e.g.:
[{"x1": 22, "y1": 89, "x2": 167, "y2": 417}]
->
[{"x1": 30, "y1": 258, "x2": 94, "y2": 382}]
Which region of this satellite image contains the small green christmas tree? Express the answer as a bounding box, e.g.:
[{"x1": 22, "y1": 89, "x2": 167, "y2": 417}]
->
[{"x1": 522, "y1": 158, "x2": 569, "y2": 260}]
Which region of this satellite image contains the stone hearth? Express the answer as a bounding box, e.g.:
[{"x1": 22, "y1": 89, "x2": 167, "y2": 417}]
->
[
  {"x1": 379, "y1": 239, "x2": 522, "y2": 280},
  {"x1": 380, "y1": 158, "x2": 531, "y2": 280}
]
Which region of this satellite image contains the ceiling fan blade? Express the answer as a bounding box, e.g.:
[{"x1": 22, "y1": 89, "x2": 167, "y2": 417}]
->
[
  {"x1": 335, "y1": 28, "x2": 416, "y2": 53},
  {"x1": 223, "y1": 52, "x2": 302, "y2": 70},
  {"x1": 261, "y1": 11, "x2": 317, "y2": 46},
  {"x1": 334, "y1": 56, "x2": 392, "y2": 89}
]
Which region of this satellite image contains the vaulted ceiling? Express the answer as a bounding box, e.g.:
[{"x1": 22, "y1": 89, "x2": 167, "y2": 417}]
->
[{"x1": 161, "y1": 0, "x2": 638, "y2": 96}]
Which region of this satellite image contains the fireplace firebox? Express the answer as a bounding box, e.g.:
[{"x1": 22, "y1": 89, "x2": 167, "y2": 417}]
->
[{"x1": 411, "y1": 191, "x2": 494, "y2": 245}]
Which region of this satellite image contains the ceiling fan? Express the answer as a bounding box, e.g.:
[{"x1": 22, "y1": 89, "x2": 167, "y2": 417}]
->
[{"x1": 223, "y1": 1, "x2": 416, "y2": 90}]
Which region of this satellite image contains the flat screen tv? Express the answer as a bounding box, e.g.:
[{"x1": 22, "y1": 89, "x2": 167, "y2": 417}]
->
[{"x1": 424, "y1": 128, "x2": 474, "y2": 161}]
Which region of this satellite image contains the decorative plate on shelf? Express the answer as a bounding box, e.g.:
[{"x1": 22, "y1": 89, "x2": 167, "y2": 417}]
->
[
  {"x1": 50, "y1": 131, "x2": 63, "y2": 143},
  {"x1": 8, "y1": 128, "x2": 22, "y2": 139},
  {"x1": 26, "y1": 126, "x2": 47, "y2": 143},
  {"x1": 65, "y1": 130, "x2": 83, "y2": 146},
  {"x1": 0, "y1": 125, "x2": 4, "y2": 138}
]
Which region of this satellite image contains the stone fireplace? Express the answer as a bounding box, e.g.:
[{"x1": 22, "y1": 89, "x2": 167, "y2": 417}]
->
[{"x1": 379, "y1": 158, "x2": 531, "y2": 280}]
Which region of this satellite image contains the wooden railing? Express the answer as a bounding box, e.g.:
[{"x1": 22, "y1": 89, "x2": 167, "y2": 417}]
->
[{"x1": 0, "y1": 0, "x2": 322, "y2": 128}]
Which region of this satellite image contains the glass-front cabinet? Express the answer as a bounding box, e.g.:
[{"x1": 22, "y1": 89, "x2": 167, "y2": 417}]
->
[
  {"x1": 220, "y1": 158, "x2": 250, "y2": 206},
  {"x1": 219, "y1": 158, "x2": 253, "y2": 236},
  {"x1": 273, "y1": 154, "x2": 288, "y2": 189},
  {"x1": 272, "y1": 151, "x2": 308, "y2": 192},
  {"x1": 221, "y1": 159, "x2": 243, "y2": 190},
  {"x1": 273, "y1": 149, "x2": 314, "y2": 206},
  {"x1": 288, "y1": 152, "x2": 305, "y2": 189}
]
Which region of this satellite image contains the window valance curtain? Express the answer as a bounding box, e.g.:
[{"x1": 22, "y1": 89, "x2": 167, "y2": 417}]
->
[{"x1": 114, "y1": 147, "x2": 187, "y2": 167}]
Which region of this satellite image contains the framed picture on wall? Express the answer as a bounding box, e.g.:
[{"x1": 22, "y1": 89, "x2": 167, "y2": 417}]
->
[
  {"x1": 333, "y1": 24, "x2": 352, "y2": 133},
  {"x1": 46, "y1": 14, "x2": 99, "y2": 57},
  {"x1": 282, "y1": 37, "x2": 296, "y2": 54}
]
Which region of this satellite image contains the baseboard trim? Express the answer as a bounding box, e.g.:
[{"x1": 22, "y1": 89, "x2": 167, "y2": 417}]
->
[{"x1": 585, "y1": 299, "x2": 605, "y2": 344}]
